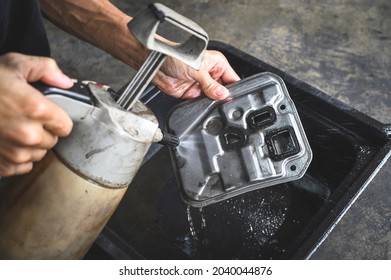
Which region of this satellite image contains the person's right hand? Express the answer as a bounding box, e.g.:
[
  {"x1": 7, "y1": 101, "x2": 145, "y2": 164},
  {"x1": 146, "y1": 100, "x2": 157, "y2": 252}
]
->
[{"x1": 0, "y1": 52, "x2": 74, "y2": 176}]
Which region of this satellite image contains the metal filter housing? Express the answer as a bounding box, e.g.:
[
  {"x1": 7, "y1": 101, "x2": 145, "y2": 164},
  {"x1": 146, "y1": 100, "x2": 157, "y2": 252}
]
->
[{"x1": 167, "y1": 72, "x2": 312, "y2": 207}]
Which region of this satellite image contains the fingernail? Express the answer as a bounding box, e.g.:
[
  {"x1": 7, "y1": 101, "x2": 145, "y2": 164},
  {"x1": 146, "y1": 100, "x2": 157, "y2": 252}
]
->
[
  {"x1": 61, "y1": 73, "x2": 74, "y2": 86},
  {"x1": 215, "y1": 85, "x2": 229, "y2": 99}
]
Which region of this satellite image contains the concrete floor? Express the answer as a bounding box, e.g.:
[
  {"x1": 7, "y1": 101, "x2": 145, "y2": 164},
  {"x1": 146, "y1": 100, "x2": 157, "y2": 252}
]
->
[{"x1": 44, "y1": 0, "x2": 390, "y2": 259}]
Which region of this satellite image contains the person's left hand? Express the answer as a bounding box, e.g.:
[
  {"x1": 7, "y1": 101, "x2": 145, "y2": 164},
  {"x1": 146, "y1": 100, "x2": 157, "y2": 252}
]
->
[{"x1": 152, "y1": 50, "x2": 240, "y2": 100}]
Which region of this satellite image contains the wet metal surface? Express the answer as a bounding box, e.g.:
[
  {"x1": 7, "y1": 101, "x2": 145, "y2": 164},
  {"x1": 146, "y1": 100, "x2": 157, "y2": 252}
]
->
[
  {"x1": 166, "y1": 73, "x2": 312, "y2": 207},
  {"x1": 45, "y1": 0, "x2": 391, "y2": 259}
]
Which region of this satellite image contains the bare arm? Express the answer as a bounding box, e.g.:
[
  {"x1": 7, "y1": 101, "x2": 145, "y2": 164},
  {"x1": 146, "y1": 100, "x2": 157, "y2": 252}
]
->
[
  {"x1": 40, "y1": 0, "x2": 148, "y2": 69},
  {"x1": 40, "y1": 0, "x2": 240, "y2": 99}
]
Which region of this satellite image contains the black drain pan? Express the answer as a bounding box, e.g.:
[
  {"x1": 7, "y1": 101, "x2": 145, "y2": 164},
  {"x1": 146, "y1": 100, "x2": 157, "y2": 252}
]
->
[{"x1": 85, "y1": 41, "x2": 391, "y2": 260}]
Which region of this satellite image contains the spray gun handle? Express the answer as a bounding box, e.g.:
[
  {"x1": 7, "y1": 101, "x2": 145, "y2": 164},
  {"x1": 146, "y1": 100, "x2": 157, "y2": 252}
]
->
[
  {"x1": 117, "y1": 3, "x2": 209, "y2": 110},
  {"x1": 34, "y1": 81, "x2": 93, "y2": 103},
  {"x1": 33, "y1": 81, "x2": 96, "y2": 122},
  {"x1": 129, "y1": 3, "x2": 209, "y2": 70}
]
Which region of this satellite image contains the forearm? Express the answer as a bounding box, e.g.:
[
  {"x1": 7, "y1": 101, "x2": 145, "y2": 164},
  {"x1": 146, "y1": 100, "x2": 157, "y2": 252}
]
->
[
  {"x1": 39, "y1": 0, "x2": 149, "y2": 69},
  {"x1": 40, "y1": 1, "x2": 240, "y2": 100}
]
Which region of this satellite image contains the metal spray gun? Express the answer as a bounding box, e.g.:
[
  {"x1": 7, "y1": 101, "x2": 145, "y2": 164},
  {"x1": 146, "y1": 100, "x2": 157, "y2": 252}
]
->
[{"x1": 0, "y1": 3, "x2": 208, "y2": 259}]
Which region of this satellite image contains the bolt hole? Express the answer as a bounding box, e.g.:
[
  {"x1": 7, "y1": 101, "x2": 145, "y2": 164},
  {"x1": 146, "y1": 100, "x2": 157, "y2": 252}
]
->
[
  {"x1": 205, "y1": 117, "x2": 223, "y2": 135},
  {"x1": 229, "y1": 108, "x2": 243, "y2": 120},
  {"x1": 290, "y1": 165, "x2": 297, "y2": 171},
  {"x1": 280, "y1": 104, "x2": 286, "y2": 110}
]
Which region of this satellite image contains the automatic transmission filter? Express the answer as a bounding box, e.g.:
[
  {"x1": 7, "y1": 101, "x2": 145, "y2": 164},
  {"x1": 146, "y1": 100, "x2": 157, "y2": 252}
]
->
[{"x1": 166, "y1": 72, "x2": 313, "y2": 207}]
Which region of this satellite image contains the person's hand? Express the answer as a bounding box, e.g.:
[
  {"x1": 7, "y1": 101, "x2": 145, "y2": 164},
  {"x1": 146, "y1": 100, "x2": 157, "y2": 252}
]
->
[
  {"x1": 0, "y1": 53, "x2": 74, "y2": 176},
  {"x1": 152, "y1": 50, "x2": 240, "y2": 100},
  {"x1": 41, "y1": 1, "x2": 240, "y2": 99}
]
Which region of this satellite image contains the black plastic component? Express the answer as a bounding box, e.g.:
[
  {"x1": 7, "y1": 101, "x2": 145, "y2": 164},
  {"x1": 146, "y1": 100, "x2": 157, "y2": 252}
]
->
[
  {"x1": 265, "y1": 126, "x2": 300, "y2": 160},
  {"x1": 246, "y1": 107, "x2": 276, "y2": 130},
  {"x1": 33, "y1": 81, "x2": 93, "y2": 105},
  {"x1": 158, "y1": 132, "x2": 180, "y2": 147},
  {"x1": 148, "y1": 3, "x2": 166, "y2": 22},
  {"x1": 220, "y1": 128, "x2": 248, "y2": 150}
]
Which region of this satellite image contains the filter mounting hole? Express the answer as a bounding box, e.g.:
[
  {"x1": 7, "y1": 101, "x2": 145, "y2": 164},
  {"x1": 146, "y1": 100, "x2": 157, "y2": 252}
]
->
[{"x1": 290, "y1": 165, "x2": 297, "y2": 171}]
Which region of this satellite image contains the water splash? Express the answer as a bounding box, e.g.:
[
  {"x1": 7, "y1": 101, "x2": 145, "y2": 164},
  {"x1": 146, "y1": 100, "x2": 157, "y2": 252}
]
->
[
  {"x1": 186, "y1": 205, "x2": 197, "y2": 238},
  {"x1": 199, "y1": 207, "x2": 206, "y2": 229},
  {"x1": 226, "y1": 193, "x2": 289, "y2": 247},
  {"x1": 176, "y1": 134, "x2": 203, "y2": 158}
]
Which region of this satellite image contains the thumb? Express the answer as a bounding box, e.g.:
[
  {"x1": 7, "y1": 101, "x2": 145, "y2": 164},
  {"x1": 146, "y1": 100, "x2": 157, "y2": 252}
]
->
[
  {"x1": 198, "y1": 74, "x2": 229, "y2": 100},
  {"x1": 21, "y1": 55, "x2": 73, "y2": 88}
]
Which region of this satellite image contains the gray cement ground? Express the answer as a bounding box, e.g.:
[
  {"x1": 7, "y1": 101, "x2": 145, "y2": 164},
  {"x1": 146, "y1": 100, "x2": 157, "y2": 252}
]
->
[{"x1": 45, "y1": 0, "x2": 390, "y2": 259}]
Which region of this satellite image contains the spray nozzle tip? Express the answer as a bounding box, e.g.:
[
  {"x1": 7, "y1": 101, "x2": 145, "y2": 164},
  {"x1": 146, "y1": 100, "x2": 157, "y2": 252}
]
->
[{"x1": 158, "y1": 132, "x2": 180, "y2": 147}]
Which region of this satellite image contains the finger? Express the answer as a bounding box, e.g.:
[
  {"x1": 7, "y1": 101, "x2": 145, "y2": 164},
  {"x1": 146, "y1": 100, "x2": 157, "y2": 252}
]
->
[
  {"x1": 22, "y1": 55, "x2": 74, "y2": 88},
  {"x1": 38, "y1": 129, "x2": 59, "y2": 149},
  {"x1": 0, "y1": 156, "x2": 33, "y2": 177},
  {"x1": 12, "y1": 149, "x2": 47, "y2": 164},
  {"x1": 0, "y1": 142, "x2": 48, "y2": 164},
  {"x1": 197, "y1": 74, "x2": 229, "y2": 100},
  {"x1": 181, "y1": 82, "x2": 202, "y2": 99},
  {"x1": 30, "y1": 149, "x2": 48, "y2": 162},
  {"x1": 42, "y1": 101, "x2": 73, "y2": 137},
  {"x1": 22, "y1": 86, "x2": 73, "y2": 137},
  {"x1": 28, "y1": 126, "x2": 59, "y2": 149},
  {"x1": 4, "y1": 53, "x2": 74, "y2": 89},
  {"x1": 215, "y1": 62, "x2": 240, "y2": 85},
  {"x1": 207, "y1": 50, "x2": 240, "y2": 84},
  {"x1": 153, "y1": 71, "x2": 197, "y2": 99},
  {"x1": 1, "y1": 119, "x2": 58, "y2": 150}
]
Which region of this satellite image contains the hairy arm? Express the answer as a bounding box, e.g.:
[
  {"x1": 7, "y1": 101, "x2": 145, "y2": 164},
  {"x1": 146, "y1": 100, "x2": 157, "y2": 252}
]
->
[
  {"x1": 40, "y1": 0, "x2": 148, "y2": 69},
  {"x1": 40, "y1": 0, "x2": 240, "y2": 99}
]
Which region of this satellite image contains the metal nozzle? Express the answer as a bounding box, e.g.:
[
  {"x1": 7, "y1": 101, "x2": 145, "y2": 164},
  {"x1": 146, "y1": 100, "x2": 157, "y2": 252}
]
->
[{"x1": 158, "y1": 132, "x2": 180, "y2": 147}]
